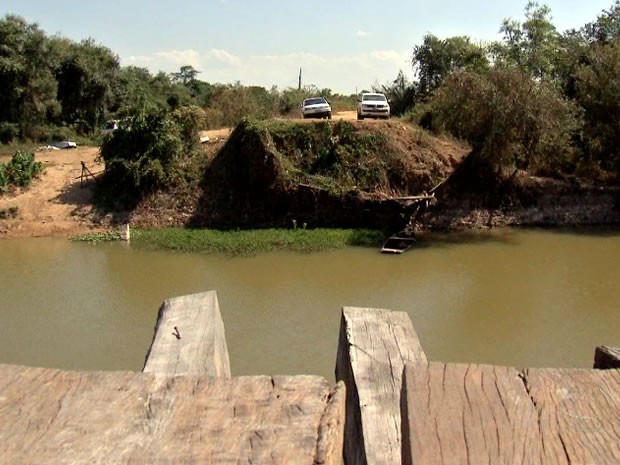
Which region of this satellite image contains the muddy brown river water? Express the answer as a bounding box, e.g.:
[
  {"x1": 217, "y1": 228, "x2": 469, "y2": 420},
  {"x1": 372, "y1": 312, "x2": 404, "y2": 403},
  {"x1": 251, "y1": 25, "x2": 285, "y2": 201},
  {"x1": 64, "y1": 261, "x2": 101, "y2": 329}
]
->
[{"x1": 0, "y1": 228, "x2": 618, "y2": 379}]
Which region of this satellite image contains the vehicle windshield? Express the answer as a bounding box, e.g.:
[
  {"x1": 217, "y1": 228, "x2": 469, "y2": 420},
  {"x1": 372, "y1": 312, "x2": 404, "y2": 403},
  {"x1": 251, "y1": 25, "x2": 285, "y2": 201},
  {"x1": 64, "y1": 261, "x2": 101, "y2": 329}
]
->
[
  {"x1": 362, "y1": 94, "x2": 387, "y2": 102},
  {"x1": 304, "y1": 97, "x2": 327, "y2": 106}
]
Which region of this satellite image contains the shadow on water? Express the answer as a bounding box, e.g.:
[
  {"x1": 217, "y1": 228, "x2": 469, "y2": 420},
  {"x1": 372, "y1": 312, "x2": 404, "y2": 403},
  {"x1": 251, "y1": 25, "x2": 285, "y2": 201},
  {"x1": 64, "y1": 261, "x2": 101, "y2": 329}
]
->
[
  {"x1": 534, "y1": 225, "x2": 620, "y2": 238},
  {"x1": 410, "y1": 225, "x2": 620, "y2": 252},
  {"x1": 412, "y1": 229, "x2": 520, "y2": 250}
]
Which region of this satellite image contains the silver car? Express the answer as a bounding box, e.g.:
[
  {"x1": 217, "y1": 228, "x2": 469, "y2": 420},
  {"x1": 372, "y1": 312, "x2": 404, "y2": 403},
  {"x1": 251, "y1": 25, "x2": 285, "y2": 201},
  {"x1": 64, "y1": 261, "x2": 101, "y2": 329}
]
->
[{"x1": 301, "y1": 97, "x2": 332, "y2": 119}]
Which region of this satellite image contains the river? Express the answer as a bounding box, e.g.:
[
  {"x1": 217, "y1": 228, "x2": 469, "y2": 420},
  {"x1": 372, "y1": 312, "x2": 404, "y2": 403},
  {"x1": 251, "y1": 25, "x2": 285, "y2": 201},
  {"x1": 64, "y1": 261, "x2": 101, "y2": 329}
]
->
[{"x1": 0, "y1": 228, "x2": 618, "y2": 379}]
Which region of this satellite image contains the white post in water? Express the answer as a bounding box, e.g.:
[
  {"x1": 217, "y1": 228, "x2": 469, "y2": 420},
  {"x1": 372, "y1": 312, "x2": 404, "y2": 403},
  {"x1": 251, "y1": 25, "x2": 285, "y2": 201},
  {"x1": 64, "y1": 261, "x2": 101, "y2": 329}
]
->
[{"x1": 120, "y1": 223, "x2": 130, "y2": 242}]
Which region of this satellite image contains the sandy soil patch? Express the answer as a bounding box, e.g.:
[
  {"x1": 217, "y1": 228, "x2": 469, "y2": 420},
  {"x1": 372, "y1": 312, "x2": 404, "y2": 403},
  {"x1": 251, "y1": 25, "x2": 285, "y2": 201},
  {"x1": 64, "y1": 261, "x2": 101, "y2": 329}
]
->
[{"x1": 0, "y1": 147, "x2": 105, "y2": 238}]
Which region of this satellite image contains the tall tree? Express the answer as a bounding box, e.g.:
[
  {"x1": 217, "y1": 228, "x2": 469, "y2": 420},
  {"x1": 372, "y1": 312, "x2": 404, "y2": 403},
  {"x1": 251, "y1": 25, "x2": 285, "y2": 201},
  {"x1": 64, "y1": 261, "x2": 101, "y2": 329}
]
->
[
  {"x1": 0, "y1": 15, "x2": 59, "y2": 138},
  {"x1": 494, "y1": 2, "x2": 560, "y2": 80},
  {"x1": 172, "y1": 65, "x2": 200, "y2": 86},
  {"x1": 583, "y1": 0, "x2": 620, "y2": 44},
  {"x1": 574, "y1": 39, "x2": 620, "y2": 173},
  {"x1": 412, "y1": 34, "x2": 489, "y2": 97},
  {"x1": 54, "y1": 38, "x2": 119, "y2": 132}
]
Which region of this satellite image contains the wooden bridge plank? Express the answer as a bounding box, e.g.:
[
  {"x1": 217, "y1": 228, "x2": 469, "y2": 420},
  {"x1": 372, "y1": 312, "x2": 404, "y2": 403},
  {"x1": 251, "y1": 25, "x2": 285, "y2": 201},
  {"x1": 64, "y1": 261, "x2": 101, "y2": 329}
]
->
[
  {"x1": 401, "y1": 362, "x2": 542, "y2": 465},
  {"x1": 594, "y1": 345, "x2": 620, "y2": 369},
  {"x1": 402, "y1": 363, "x2": 620, "y2": 465},
  {"x1": 0, "y1": 364, "x2": 339, "y2": 465},
  {"x1": 142, "y1": 290, "x2": 230, "y2": 377},
  {"x1": 525, "y1": 367, "x2": 620, "y2": 465},
  {"x1": 335, "y1": 307, "x2": 427, "y2": 465}
]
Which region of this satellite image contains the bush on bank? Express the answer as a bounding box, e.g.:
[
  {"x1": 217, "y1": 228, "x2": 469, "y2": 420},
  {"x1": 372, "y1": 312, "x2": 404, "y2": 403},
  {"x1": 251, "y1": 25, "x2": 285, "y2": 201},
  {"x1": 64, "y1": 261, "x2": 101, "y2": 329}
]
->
[
  {"x1": 0, "y1": 151, "x2": 44, "y2": 193},
  {"x1": 96, "y1": 105, "x2": 205, "y2": 207}
]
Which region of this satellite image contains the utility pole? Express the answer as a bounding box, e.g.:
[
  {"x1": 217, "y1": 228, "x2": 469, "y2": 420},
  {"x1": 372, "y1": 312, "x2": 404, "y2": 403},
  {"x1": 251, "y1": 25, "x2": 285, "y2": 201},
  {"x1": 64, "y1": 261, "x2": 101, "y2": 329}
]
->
[{"x1": 298, "y1": 67, "x2": 302, "y2": 90}]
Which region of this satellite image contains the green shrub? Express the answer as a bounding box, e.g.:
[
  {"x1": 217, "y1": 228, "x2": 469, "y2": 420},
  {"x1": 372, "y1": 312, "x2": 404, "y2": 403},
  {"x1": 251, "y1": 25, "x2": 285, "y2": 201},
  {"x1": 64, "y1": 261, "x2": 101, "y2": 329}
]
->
[
  {"x1": 0, "y1": 164, "x2": 6, "y2": 191},
  {"x1": 97, "y1": 104, "x2": 202, "y2": 207},
  {"x1": 424, "y1": 68, "x2": 581, "y2": 176},
  {"x1": 0, "y1": 151, "x2": 44, "y2": 192},
  {"x1": 574, "y1": 40, "x2": 620, "y2": 177},
  {"x1": 256, "y1": 119, "x2": 388, "y2": 192}
]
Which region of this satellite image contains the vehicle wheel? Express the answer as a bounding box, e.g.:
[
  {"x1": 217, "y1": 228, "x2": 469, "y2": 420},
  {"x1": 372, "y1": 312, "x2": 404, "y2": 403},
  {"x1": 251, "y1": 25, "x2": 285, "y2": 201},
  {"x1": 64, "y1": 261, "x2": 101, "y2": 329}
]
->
[
  {"x1": 357, "y1": 113, "x2": 363, "y2": 120},
  {"x1": 327, "y1": 112, "x2": 332, "y2": 120}
]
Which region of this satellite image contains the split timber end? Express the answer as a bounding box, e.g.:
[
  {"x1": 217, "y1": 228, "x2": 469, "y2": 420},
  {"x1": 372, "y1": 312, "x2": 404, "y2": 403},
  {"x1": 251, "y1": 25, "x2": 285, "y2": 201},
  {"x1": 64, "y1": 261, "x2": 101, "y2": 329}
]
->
[
  {"x1": 335, "y1": 307, "x2": 427, "y2": 465},
  {"x1": 594, "y1": 345, "x2": 620, "y2": 369},
  {"x1": 142, "y1": 290, "x2": 231, "y2": 378}
]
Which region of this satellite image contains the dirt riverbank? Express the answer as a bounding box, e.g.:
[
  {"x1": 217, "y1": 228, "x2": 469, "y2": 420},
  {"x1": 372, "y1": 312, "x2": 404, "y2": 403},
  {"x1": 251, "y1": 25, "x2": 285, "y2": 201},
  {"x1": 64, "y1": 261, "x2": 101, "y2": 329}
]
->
[{"x1": 1, "y1": 118, "x2": 618, "y2": 239}]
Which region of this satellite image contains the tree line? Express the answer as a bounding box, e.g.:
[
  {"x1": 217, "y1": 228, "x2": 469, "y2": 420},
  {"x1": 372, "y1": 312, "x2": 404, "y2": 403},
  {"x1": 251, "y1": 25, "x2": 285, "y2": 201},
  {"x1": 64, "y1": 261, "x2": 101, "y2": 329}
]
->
[
  {"x1": 0, "y1": 14, "x2": 355, "y2": 144},
  {"x1": 2, "y1": 2, "x2": 620, "y2": 181}
]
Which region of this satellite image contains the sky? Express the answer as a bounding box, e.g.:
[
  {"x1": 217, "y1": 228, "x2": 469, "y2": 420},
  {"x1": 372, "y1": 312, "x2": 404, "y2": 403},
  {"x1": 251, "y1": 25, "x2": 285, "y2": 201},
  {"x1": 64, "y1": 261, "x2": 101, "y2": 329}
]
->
[{"x1": 1, "y1": 0, "x2": 615, "y2": 94}]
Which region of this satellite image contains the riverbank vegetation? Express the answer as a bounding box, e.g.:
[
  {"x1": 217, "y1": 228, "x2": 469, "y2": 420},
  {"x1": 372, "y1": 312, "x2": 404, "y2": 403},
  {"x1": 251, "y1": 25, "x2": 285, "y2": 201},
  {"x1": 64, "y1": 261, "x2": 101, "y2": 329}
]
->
[
  {"x1": 131, "y1": 227, "x2": 384, "y2": 255},
  {"x1": 2, "y1": 2, "x2": 619, "y2": 234},
  {"x1": 378, "y1": 1, "x2": 620, "y2": 182},
  {"x1": 71, "y1": 227, "x2": 385, "y2": 255}
]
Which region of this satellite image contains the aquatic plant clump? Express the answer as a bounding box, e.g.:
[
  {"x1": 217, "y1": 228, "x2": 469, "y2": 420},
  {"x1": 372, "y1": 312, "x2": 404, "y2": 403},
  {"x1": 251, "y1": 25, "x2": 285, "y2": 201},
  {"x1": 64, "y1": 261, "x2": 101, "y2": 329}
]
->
[{"x1": 129, "y1": 227, "x2": 385, "y2": 256}]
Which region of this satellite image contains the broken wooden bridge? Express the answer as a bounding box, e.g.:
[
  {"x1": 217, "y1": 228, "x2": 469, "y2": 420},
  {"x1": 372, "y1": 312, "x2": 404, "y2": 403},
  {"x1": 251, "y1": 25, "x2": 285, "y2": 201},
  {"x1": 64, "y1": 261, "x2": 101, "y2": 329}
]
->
[{"x1": 1, "y1": 291, "x2": 618, "y2": 464}]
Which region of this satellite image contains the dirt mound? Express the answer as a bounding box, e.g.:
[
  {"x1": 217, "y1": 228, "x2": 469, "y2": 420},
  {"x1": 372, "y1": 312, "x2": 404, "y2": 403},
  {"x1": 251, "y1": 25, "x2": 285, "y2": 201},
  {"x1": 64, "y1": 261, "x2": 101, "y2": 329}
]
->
[{"x1": 173, "y1": 119, "x2": 469, "y2": 230}]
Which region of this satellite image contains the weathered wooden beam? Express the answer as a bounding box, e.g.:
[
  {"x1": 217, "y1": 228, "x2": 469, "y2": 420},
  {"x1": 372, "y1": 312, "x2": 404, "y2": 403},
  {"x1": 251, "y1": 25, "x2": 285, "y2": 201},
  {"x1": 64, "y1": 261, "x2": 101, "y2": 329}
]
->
[
  {"x1": 594, "y1": 345, "x2": 620, "y2": 369},
  {"x1": 315, "y1": 381, "x2": 347, "y2": 465},
  {"x1": 335, "y1": 307, "x2": 427, "y2": 465},
  {"x1": 143, "y1": 290, "x2": 231, "y2": 377},
  {"x1": 0, "y1": 364, "x2": 343, "y2": 465},
  {"x1": 401, "y1": 362, "x2": 620, "y2": 465},
  {"x1": 401, "y1": 362, "x2": 541, "y2": 465}
]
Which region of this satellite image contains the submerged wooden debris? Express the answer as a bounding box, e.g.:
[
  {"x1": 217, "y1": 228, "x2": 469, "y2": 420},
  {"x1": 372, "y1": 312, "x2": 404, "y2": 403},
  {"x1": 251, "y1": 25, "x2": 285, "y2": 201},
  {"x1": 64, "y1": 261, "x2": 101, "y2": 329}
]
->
[{"x1": 380, "y1": 235, "x2": 416, "y2": 254}]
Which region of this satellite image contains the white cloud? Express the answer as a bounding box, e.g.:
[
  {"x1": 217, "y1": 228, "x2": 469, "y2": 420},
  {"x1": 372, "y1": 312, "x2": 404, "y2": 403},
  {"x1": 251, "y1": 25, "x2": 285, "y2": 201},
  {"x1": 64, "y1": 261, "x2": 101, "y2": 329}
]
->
[
  {"x1": 355, "y1": 30, "x2": 368, "y2": 38},
  {"x1": 205, "y1": 48, "x2": 242, "y2": 67},
  {"x1": 155, "y1": 49, "x2": 202, "y2": 69},
  {"x1": 121, "y1": 48, "x2": 411, "y2": 94}
]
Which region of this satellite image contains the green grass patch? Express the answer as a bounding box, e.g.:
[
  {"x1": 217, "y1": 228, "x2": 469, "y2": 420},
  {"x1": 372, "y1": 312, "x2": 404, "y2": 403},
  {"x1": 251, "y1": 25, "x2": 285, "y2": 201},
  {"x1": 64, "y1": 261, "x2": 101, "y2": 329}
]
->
[
  {"x1": 239, "y1": 119, "x2": 390, "y2": 194},
  {"x1": 0, "y1": 151, "x2": 44, "y2": 193},
  {"x1": 70, "y1": 230, "x2": 122, "y2": 243},
  {"x1": 130, "y1": 227, "x2": 385, "y2": 255}
]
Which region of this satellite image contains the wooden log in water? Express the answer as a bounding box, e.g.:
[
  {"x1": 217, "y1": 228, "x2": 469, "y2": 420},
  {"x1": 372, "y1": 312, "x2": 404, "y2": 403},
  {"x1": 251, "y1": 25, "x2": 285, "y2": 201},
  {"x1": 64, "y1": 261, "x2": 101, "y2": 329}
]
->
[
  {"x1": 335, "y1": 307, "x2": 427, "y2": 465},
  {"x1": 401, "y1": 362, "x2": 620, "y2": 465},
  {"x1": 143, "y1": 290, "x2": 231, "y2": 378},
  {"x1": 594, "y1": 345, "x2": 620, "y2": 369},
  {"x1": 0, "y1": 364, "x2": 345, "y2": 465}
]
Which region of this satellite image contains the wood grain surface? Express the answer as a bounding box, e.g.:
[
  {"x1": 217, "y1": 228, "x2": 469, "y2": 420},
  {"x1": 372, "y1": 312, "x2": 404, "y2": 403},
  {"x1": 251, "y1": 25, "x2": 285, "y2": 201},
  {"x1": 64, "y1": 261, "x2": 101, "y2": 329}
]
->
[
  {"x1": 402, "y1": 362, "x2": 620, "y2": 465},
  {"x1": 0, "y1": 364, "x2": 342, "y2": 465},
  {"x1": 335, "y1": 307, "x2": 427, "y2": 465},
  {"x1": 142, "y1": 290, "x2": 230, "y2": 377}
]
